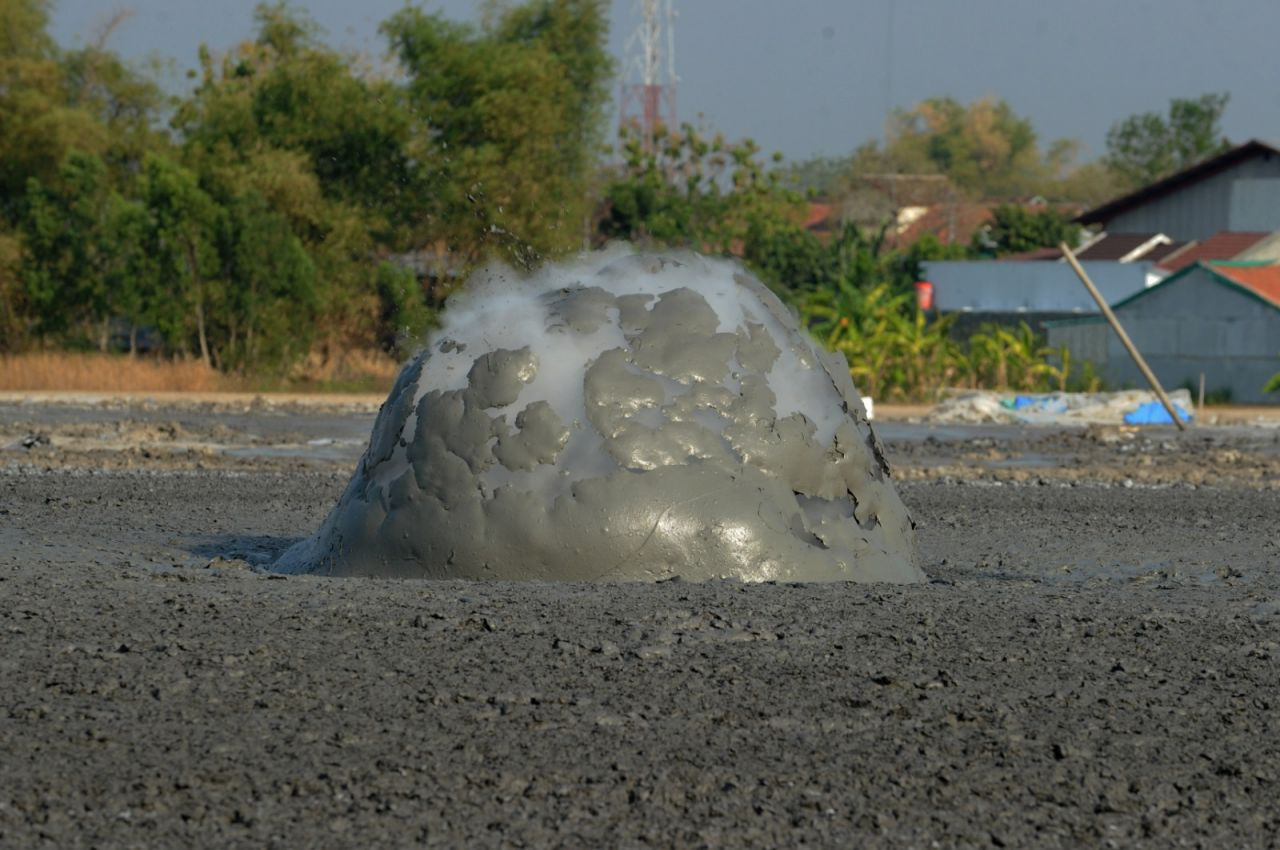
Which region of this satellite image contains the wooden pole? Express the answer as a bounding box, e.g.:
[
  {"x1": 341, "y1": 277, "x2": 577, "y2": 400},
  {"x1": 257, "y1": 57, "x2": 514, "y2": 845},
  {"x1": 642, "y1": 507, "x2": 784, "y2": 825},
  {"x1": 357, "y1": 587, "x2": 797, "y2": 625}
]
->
[{"x1": 1059, "y1": 242, "x2": 1187, "y2": 431}]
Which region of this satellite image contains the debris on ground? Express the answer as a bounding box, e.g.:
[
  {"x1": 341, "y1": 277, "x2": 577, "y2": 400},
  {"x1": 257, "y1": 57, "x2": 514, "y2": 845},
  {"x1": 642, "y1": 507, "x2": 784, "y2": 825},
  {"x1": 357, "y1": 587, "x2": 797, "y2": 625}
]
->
[{"x1": 927, "y1": 389, "x2": 1197, "y2": 425}]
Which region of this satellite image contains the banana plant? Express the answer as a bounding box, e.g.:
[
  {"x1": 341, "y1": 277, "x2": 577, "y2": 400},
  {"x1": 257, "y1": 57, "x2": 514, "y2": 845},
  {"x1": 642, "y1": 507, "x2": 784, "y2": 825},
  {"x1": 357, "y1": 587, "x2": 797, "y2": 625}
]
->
[
  {"x1": 800, "y1": 281, "x2": 964, "y2": 401},
  {"x1": 967, "y1": 321, "x2": 1059, "y2": 391}
]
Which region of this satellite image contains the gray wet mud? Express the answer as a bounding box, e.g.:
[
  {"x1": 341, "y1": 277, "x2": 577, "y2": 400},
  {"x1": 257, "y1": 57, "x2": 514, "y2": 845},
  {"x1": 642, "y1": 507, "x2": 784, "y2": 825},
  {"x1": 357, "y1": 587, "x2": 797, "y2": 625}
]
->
[
  {"x1": 278, "y1": 253, "x2": 919, "y2": 583},
  {"x1": 3, "y1": 432, "x2": 1280, "y2": 846},
  {"x1": 0, "y1": 398, "x2": 377, "y2": 468}
]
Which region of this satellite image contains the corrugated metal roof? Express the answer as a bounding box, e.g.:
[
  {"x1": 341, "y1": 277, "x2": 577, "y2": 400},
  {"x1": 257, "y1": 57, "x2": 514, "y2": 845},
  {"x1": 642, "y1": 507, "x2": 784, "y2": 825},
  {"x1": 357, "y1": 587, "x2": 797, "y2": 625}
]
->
[
  {"x1": 1211, "y1": 262, "x2": 1280, "y2": 309},
  {"x1": 1157, "y1": 231, "x2": 1272, "y2": 273},
  {"x1": 1141, "y1": 240, "x2": 1189, "y2": 263},
  {"x1": 999, "y1": 234, "x2": 1188, "y2": 263},
  {"x1": 1077, "y1": 139, "x2": 1280, "y2": 226},
  {"x1": 1109, "y1": 260, "x2": 1280, "y2": 314},
  {"x1": 1076, "y1": 233, "x2": 1164, "y2": 260},
  {"x1": 924, "y1": 260, "x2": 1151, "y2": 313}
]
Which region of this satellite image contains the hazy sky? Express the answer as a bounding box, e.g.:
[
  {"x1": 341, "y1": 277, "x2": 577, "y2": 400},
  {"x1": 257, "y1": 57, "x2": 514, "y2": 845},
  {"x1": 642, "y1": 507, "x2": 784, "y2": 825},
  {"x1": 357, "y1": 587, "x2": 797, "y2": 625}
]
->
[{"x1": 50, "y1": 0, "x2": 1280, "y2": 165}]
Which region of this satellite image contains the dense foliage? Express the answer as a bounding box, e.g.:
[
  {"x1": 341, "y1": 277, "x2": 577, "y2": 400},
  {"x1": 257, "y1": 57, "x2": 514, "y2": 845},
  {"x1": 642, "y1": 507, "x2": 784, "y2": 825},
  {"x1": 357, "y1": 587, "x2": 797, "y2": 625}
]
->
[
  {"x1": 0, "y1": 1, "x2": 1239, "y2": 397},
  {"x1": 1104, "y1": 93, "x2": 1231, "y2": 191},
  {"x1": 0, "y1": 0, "x2": 611, "y2": 371},
  {"x1": 785, "y1": 96, "x2": 1115, "y2": 205},
  {"x1": 973, "y1": 205, "x2": 1082, "y2": 257},
  {"x1": 782, "y1": 93, "x2": 1234, "y2": 209},
  {"x1": 798, "y1": 280, "x2": 1091, "y2": 402},
  {"x1": 598, "y1": 123, "x2": 969, "y2": 298}
]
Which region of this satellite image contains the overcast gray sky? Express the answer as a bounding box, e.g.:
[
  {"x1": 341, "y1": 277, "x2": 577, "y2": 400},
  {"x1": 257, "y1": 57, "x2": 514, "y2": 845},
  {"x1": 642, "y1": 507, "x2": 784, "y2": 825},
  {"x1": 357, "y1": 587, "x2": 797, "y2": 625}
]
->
[{"x1": 49, "y1": 0, "x2": 1280, "y2": 165}]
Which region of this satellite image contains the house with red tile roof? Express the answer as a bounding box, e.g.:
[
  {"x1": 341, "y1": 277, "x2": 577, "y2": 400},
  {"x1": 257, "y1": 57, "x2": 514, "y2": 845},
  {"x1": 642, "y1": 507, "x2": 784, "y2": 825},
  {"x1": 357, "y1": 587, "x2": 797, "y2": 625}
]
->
[
  {"x1": 996, "y1": 229, "x2": 1280, "y2": 283},
  {"x1": 887, "y1": 203, "x2": 998, "y2": 249},
  {"x1": 1047, "y1": 261, "x2": 1280, "y2": 403},
  {"x1": 804, "y1": 197, "x2": 1083, "y2": 251},
  {"x1": 803, "y1": 202, "x2": 834, "y2": 231},
  {"x1": 1154, "y1": 231, "x2": 1275, "y2": 274},
  {"x1": 1213, "y1": 262, "x2": 1280, "y2": 308}
]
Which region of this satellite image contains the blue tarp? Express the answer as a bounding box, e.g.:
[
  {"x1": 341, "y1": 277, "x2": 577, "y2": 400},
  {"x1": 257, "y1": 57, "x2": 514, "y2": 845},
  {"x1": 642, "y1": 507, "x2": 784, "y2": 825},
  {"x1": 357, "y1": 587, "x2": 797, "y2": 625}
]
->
[
  {"x1": 1123, "y1": 400, "x2": 1192, "y2": 425},
  {"x1": 1009, "y1": 395, "x2": 1069, "y2": 414}
]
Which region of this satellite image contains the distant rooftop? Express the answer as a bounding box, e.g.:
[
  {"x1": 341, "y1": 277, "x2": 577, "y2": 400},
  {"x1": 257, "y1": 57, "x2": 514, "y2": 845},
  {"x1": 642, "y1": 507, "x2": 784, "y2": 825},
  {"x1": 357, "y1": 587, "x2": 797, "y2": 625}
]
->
[
  {"x1": 1077, "y1": 139, "x2": 1280, "y2": 227},
  {"x1": 1000, "y1": 232, "x2": 1188, "y2": 263},
  {"x1": 1209, "y1": 261, "x2": 1280, "y2": 309},
  {"x1": 1076, "y1": 233, "x2": 1172, "y2": 262},
  {"x1": 1157, "y1": 232, "x2": 1273, "y2": 273}
]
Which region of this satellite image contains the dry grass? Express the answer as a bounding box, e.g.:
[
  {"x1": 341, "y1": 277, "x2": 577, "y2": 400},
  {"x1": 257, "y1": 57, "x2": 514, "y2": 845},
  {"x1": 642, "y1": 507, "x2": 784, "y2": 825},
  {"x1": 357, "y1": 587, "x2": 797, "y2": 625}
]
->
[
  {"x1": 0, "y1": 350, "x2": 404, "y2": 394},
  {"x1": 0, "y1": 352, "x2": 229, "y2": 393},
  {"x1": 287, "y1": 348, "x2": 400, "y2": 387}
]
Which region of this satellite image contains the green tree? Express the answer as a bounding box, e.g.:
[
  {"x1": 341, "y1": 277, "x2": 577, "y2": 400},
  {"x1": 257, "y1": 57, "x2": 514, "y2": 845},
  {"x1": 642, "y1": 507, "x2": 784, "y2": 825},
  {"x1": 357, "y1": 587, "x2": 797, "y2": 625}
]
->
[
  {"x1": 973, "y1": 205, "x2": 1081, "y2": 257},
  {"x1": 19, "y1": 151, "x2": 139, "y2": 347},
  {"x1": 1104, "y1": 93, "x2": 1231, "y2": 190},
  {"x1": 1044, "y1": 160, "x2": 1118, "y2": 208},
  {"x1": 0, "y1": 0, "x2": 104, "y2": 214},
  {"x1": 0, "y1": 1, "x2": 162, "y2": 217},
  {"x1": 741, "y1": 217, "x2": 830, "y2": 293},
  {"x1": 132, "y1": 152, "x2": 328, "y2": 372},
  {"x1": 1, "y1": 0, "x2": 165, "y2": 352},
  {"x1": 175, "y1": 2, "x2": 415, "y2": 245},
  {"x1": 136, "y1": 153, "x2": 224, "y2": 366},
  {"x1": 218, "y1": 189, "x2": 318, "y2": 368},
  {"x1": 846, "y1": 96, "x2": 1079, "y2": 199},
  {"x1": 599, "y1": 123, "x2": 959, "y2": 298},
  {"x1": 383, "y1": 0, "x2": 613, "y2": 265},
  {"x1": 0, "y1": 227, "x2": 23, "y2": 349},
  {"x1": 1, "y1": 0, "x2": 453, "y2": 369},
  {"x1": 375, "y1": 262, "x2": 436, "y2": 358},
  {"x1": 776, "y1": 154, "x2": 853, "y2": 196},
  {"x1": 59, "y1": 27, "x2": 168, "y2": 178},
  {"x1": 601, "y1": 126, "x2": 798, "y2": 245},
  {"x1": 171, "y1": 4, "x2": 431, "y2": 365}
]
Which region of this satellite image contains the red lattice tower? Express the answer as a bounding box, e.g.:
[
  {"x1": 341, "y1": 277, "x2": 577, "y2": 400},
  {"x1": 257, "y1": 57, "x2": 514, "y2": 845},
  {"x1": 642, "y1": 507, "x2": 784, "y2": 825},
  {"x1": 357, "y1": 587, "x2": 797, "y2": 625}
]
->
[{"x1": 619, "y1": 0, "x2": 677, "y2": 149}]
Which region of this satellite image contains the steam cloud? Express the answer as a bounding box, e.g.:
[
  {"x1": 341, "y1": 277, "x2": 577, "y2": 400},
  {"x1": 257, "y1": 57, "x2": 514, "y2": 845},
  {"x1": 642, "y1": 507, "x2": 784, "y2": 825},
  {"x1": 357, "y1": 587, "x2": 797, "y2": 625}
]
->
[{"x1": 276, "y1": 247, "x2": 921, "y2": 582}]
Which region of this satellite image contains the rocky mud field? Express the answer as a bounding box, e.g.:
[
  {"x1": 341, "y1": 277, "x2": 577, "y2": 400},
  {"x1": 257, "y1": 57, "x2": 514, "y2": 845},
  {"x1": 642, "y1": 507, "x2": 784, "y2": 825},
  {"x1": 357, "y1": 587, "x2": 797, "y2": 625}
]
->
[{"x1": 2, "y1": 396, "x2": 1279, "y2": 847}]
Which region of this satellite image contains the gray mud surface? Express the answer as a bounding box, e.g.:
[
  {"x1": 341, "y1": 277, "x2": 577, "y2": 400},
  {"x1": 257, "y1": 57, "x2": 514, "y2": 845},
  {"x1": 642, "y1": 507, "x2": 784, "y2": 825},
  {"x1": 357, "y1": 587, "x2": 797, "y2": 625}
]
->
[
  {"x1": 3, "y1": 400, "x2": 1280, "y2": 847},
  {"x1": 283, "y1": 256, "x2": 918, "y2": 582}
]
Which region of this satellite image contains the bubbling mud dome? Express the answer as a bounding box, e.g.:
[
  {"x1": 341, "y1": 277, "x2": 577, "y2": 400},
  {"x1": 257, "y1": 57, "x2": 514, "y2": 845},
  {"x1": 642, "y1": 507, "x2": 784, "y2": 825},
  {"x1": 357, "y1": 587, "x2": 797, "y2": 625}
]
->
[{"x1": 276, "y1": 248, "x2": 922, "y2": 583}]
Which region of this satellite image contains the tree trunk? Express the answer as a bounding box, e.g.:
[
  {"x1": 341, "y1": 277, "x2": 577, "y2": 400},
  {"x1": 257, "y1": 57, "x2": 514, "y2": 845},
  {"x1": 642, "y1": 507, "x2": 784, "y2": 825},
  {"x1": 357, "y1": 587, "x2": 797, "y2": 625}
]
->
[
  {"x1": 194, "y1": 296, "x2": 210, "y2": 368},
  {"x1": 185, "y1": 239, "x2": 212, "y2": 369}
]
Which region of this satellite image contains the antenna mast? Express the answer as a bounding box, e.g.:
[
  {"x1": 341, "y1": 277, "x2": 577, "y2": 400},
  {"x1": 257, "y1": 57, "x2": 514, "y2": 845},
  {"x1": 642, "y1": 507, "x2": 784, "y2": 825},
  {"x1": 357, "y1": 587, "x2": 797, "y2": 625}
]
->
[{"x1": 619, "y1": 0, "x2": 677, "y2": 149}]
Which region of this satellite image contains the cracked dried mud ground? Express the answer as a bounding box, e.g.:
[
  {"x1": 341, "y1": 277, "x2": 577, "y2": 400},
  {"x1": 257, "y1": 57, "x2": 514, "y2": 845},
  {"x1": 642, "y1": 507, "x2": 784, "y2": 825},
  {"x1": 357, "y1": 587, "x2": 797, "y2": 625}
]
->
[{"x1": 2, "y1": 400, "x2": 1280, "y2": 847}]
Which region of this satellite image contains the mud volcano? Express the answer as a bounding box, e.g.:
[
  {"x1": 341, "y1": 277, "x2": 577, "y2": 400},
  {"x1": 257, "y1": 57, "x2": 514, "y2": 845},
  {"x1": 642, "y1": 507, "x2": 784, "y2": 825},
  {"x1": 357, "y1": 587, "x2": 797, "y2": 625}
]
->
[{"x1": 277, "y1": 250, "x2": 920, "y2": 582}]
